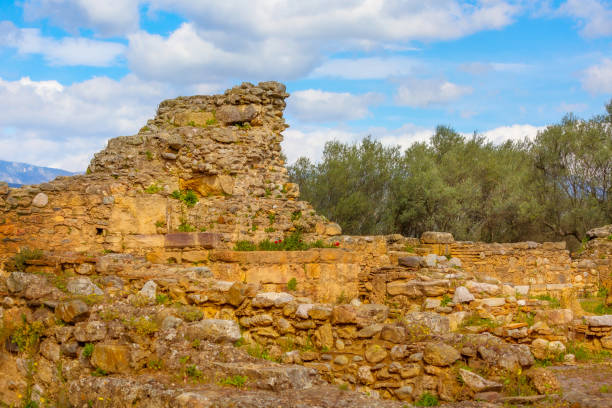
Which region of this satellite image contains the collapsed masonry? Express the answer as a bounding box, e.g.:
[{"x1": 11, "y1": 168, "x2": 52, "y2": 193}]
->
[
  {"x1": 1, "y1": 82, "x2": 612, "y2": 407},
  {"x1": 0, "y1": 81, "x2": 340, "y2": 260}
]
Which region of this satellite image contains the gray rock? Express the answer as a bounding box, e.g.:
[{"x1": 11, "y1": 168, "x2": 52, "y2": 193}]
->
[
  {"x1": 139, "y1": 280, "x2": 157, "y2": 299},
  {"x1": 183, "y1": 319, "x2": 241, "y2": 343},
  {"x1": 460, "y1": 368, "x2": 502, "y2": 392},
  {"x1": 403, "y1": 312, "x2": 450, "y2": 335},
  {"x1": 76, "y1": 263, "x2": 94, "y2": 275},
  {"x1": 453, "y1": 286, "x2": 475, "y2": 303},
  {"x1": 161, "y1": 152, "x2": 177, "y2": 160},
  {"x1": 584, "y1": 315, "x2": 612, "y2": 327},
  {"x1": 32, "y1": 192, "x2": 48, "y2": 207},
  {"x1": 67, "y1": 277, "x2": 103, "y2": 296},
  {"x1": 587, "y1": 224, "x2": 612, "y2": 239},
  {"x1": 398, "y1": 256, "x2": 421, "y2": 268},
  {"x1": 162, "y1": 315, "x2": 183, "y2": 330},
  {"x1": 184, "y1": 266, "x2": 213, "y2": 280},
  {"x1": 356, "y1": 304, "x2": 389, "y2": 327},
  {"x1": 448, "y1": 257, "x2": 462, "y2": 268},
  {"x1": 466, "y1": 280, "x2": 500, "y2": 295},
  {"x1": 252, "y1": 292, "x2": 294, "y2": 308},
  {"x1": 423, "y1": 253, "x2": 438, "y2": 267}
]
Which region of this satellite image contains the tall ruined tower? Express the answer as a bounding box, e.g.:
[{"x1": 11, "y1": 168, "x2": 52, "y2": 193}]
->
[{"x1": 0, "y1": 82, "x2": 340, "y2": 259}]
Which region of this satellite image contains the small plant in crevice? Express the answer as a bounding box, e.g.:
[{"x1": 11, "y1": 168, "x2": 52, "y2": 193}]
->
[
  {"x1": 83, "y1": 343, "x2": 94, "y2": 358},
  {"x1": 287, "y1": 277, "x2": 298, "y2": 291},
  {"x1": 170, "y1": 189, "x2": 199, "y2": 208},
  {"x1": 13, "y1": 247, "x2": 43, "y2": 271},
  {"x1": 415, "y1": 392, "x2": 439, "y2": 406},
  {"x1": 178, "y1": 218, "x2": 196, "y2": 232},
  {"x1": 218, "y1": 374, "x2": 247, "y2": 387}
]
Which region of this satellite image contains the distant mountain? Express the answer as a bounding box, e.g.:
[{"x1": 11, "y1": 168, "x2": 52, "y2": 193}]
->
[{"x1": 0, "y1": 160, "x2": 77, "y2": 187}]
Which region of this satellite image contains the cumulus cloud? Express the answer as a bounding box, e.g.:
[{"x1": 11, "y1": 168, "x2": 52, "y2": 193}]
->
[
  {"x1": 127, "y1": 23, "x2": 320, "y2": 82},
  {"x1": 283, "y1": 122, "x2": 543, "y2": 164},
  {"x1": 395, "y1": 79, "x2": 472, "y2": 107},
  {"x1": 558, "y1": 0, "x2": 612, "y2": 38},
  {"x1": 581, "y1": 59, "x2": 612, "y2": 94},
  {"x1": 124, "y1": 0, "x2": 519, "y2": 82},
  {"x1": 22, "y1": 0, "x2": 140, "y2": 37},
  {"x1": 0, "y1": 21, "x2": 125, "y2": 66},
  {"x1": 310, "y1": 57, "x2": 422, "y2": 80},
  {"x1": 287, "y1": 90, "x2": 383, "y2": 122},
  {"x1": 0, "y1": 75, "x2": 174, "y2": 171},
  {"x1": 479, "y1": 124, "x2": 543, "y2": 144},
  {"x1": 459, "y1": 61, "x2": 530, "y2": 75}
]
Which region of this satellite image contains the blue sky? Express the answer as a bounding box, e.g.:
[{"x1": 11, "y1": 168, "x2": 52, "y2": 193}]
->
[{"x1": 0, "y1": 0, "x2": 611, "y2": 171}]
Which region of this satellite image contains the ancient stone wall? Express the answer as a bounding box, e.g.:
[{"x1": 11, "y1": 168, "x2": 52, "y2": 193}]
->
[{"x1": 0, "y1": 82, "x2": 340, "y2": 262}]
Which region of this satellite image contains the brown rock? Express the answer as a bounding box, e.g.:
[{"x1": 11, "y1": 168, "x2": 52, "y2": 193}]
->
[
  {"x1": 365, "y1": 344, "x2": 388, "y2": 363},
  {"x1": 331, "y1": 304, "x2": 357, "y2": 324},
  {"x1": 525, "y1": 367, "x2": 561, "y2": 395},
  {"x1": 55, "y1": 300, "x2": 89, "y2": 323},
  {"x1": 423, "y1": 342, "x2": 460, "y2": 366},
  {"x1": 91, "y1": 344, "x2": 130, "y2": 373}
]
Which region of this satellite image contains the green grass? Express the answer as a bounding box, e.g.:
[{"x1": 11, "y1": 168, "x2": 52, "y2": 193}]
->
[
  {"x1": 415, "y1": 393, "x2": 439, "y2": 406},
  {"x1": 176, "y1": 305, "x2": 203, "y2": 322},
  {"x1": 440, "y1": 294, "x2": 452, "y2": 307},
  {"x1": 144, "y1": 183, "x2": 162, "y2": 194},
  {"x1": 178, "y1": 218, "x2": 196, "y2": 232},
  {"x1": 566, "y1": 342, "x2": 612, "y2": 362},
  {"x1": 580, "y1": 298, "x2": 612, "y2": 315},
  {"x1": 233, "y1": 231, "x2": 338, "y2": 251},
  {"x1": 155, "y1": 294, "x2": 169, "y2": 305},
  {"x1": 533, "y1": 294, "x2": 561, "y2": 309},
  {"x1": 13, "y1": 247, "x2": 43, "y2": 271},
  {"x1": 218, "y1": 375, "x2": 248, "y2": 387},
  {"x1": 461, "y1": 315, "x2": 500, "y2": 329}
]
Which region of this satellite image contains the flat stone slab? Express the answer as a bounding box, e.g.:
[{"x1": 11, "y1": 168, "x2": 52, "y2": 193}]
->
[
  {"x1": 164, "y1": 232, "x2": 221, "y2": 249},
  {"x1": 584, "y1": 315, "x2": 612, "y2": 327}
]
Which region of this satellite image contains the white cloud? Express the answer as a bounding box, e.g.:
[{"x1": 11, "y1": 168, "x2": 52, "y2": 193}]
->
[
  {"x1": 22, "y1": 0, "x2": 140, "y2": 37},
  {"x1": 310, "y1": 57, "x2": 422, "y2": 79},
  {"x1": 127, "y1": 23, "x2": 319, "y2": 82},
  {"x1": 126, "y1": 0, "x2": 519, "y2": 82},
  {"x1": 581, "y1": 59, "x2": 612, "y2": 94},
  {"x1": 287, "y1": 89, "x2": 383, "y2": 122},
  {"x1": 283, "y1": 122, "x2": 543, "y2": 164},
  {"x1": 558, "y1": 0, "x2": 612, "y2": 38},
  {"x1": 459, "y1": 61, "x2": 530, "y2": 75},
  {"x1": 395, "y1": 79, "x2": 472, "y2": 107},
  {"x1": 479, "y1": 124, "x2": 543, "y2": 144},
  {"x1": 0, "y1": 21, "x2": 125, "y2": 66},
  {"x1": 0, "y1": 75, "x2": 174, "y2": 171}
]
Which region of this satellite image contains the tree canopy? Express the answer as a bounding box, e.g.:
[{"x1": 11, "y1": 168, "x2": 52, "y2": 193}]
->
[{"x1": 288, "y1": 100, "x2": 612, "y2": 248}]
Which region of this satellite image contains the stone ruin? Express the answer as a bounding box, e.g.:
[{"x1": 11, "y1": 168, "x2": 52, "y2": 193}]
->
[{"x1": 1, "y1": 82, "x2": 612, "y2": 407}]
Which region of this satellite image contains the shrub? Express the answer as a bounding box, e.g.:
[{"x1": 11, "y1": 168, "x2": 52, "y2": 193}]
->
[
  {"x1": 13, "y1": 247, "x2": 43, "y2": 271},
  {"x1": 91, "y1": 367, "x2": 108, "y2": 377},
  {"x1": 155, "y1": 294, "x2": 169, "y2": 305},
  {"x1": 147, "y1": 359, "x2": 163, "y2": 370},
  {"x1": 11, "y1": 316, "x2": 44, "y2": 354},
  {"x1": 185, "y1": 364, "x2": 202, "y2": 380},
  {"x1": 127, "y1": 317, "x2": 159, "y2": 336},
  {"x1": 178, "y1": 219, "x2": 196, "y2": 232},
  {"x1": 440, "y1": 294, "x2": 452, "y2": 307},
  {"x1": 176, "y1": 305, "x2": 203, "y2": 322},
  {"x1": 170, "y1": 190, "x2": 198, "y2": 207},
  {"x1": 144, "y1": 183, "x2": 161, "y2": 194}
]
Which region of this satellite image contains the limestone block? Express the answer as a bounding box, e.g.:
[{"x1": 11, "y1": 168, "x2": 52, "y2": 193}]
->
[
  {"x1": 423, "y1": 342, "x2": 460, "y2": 366},
  {"x1": 421, "y1": 231, "x2": 454, "y2": 244},
  {"x1": 32, "y1": 193, "x2": 48, "y2": 208},
  {"x1": 183, "y1": 319, "x2": 241, "y2": 343}
]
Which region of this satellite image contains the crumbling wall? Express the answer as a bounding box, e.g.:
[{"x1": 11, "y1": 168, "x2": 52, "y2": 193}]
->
[{"x1": 0, "y1": 82, "x2": 341, "y2": 262}]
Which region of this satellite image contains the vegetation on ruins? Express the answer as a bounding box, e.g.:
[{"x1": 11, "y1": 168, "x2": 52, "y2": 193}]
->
[
  {"x1": 233, "y1": 231, "x2": 339, "y2": 251},
  {"x1": 12, "y1": 247, "x2": 43, "y2": 271},
  {"x1": 289, "y1": 100, "x2": 612, "y2": 249},
  {"x1": 171, "y1": 189, "x2": 198, "y2": 207}
]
